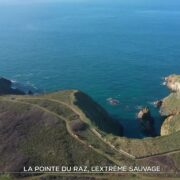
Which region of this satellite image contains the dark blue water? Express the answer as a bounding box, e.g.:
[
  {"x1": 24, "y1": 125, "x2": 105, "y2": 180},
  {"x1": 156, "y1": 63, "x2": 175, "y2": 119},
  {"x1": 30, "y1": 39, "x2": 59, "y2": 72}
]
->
[{"x1": 0, "y1": 0, "x2": 180, "y2": 138}]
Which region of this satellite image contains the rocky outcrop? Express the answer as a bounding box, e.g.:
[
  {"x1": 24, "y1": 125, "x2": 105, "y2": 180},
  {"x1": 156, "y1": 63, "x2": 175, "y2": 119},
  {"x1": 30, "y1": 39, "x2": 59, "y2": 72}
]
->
[
  {"x1": 106, "y1": 98, "x2": 120, "y2": 106},
  {"x1": 164, "y1": 74, "x2": 180, "y2": 92},
  {"x1": 0, "y1": 77, "x2": 25, "y2": 95},
  {"x1": 154, "y1": 100, "x2": 162, "y2": 108},
  {"x1": 0, "y1": 79, "x2": 180, "y2": 176},
  {"x1": 161, "y1": 115, "x2": 180, "y2": 136},
  {"x1": 137, "y1": 107, "x2": 156, "y2": 137},
  {"x1": 160, "y1": 75, "x2": 180, "y2": 136},
  {"x1": 160, "y1": 101, "x2": 180, "y2": 136}
]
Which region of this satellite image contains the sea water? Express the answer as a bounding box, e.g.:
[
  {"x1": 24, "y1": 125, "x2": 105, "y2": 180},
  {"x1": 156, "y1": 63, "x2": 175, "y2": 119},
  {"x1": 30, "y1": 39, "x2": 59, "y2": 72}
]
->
[{"x1": 0, "y1": 0, "x2": 180, "y2": 138}]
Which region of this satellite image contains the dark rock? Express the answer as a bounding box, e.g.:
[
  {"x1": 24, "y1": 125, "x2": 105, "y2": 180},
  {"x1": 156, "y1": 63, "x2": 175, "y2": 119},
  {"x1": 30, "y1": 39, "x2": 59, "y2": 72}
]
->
[
  {"x1": 137, "y1": 107, "x2": 157, "y2": 137},
  {"x1": 0, "y1": 77, "x2": 11, "y2": 91},
  {"x1": 28, "y1": 90, "x2": 33, "y2": 95},
  {"x1": 154, "y1": 100, "x2": 162, "y2": 108},
  {"x1": 106, "y1": 98, "x2": 120, "y2": 106},
  {"x1": 0, "y1": 77, "x2": 25, "y2": 95}
]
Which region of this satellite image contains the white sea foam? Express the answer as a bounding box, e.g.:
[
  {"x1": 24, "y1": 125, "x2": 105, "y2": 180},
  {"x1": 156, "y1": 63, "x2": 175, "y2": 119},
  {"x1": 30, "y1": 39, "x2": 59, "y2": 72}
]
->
[
  {"x1": 11, "y1": 80, "x2": 17, "y2": 83},
  {"x1": 11, "y1": 79, "x2": 40, "y2": 94},
  {"x1": 148, "y1": 101, "x2": 157, "y2": 108}
]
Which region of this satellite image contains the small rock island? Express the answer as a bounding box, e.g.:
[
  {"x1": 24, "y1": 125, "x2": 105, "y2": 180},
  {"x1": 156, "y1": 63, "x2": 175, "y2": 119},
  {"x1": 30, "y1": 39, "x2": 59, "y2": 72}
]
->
[{"x1": 137, "y1": 107, "x2": 156, "y2": 137}]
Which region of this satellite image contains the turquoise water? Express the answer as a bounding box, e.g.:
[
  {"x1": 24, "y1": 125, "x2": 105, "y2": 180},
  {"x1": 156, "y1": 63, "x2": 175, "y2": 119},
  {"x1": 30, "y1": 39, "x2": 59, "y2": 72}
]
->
[{"x1": 0, "y1": 0, "x2": 180, "y2": 138}]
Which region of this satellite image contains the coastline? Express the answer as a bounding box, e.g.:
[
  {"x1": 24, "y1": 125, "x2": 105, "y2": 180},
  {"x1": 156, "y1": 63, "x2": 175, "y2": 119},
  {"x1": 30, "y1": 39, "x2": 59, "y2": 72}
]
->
[
  {"x1": 0, "y1": 75, "x2": 179, "y2": 138},
  {"x1": 0, "y1": 75, "x2": 180, "y2": 178}
]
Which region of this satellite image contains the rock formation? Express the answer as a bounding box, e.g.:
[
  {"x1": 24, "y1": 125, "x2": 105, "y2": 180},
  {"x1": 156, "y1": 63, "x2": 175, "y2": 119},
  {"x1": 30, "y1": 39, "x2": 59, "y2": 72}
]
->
[
  {"x1": 160, "y1": 75, "x2": 180, "y2": 136},
  {"x1": 0, "y1": 77, "x2": 25, "y2": 95},
  {"x1": 106, "y1": 98, "x2": 120, "y2": 106},
  {"x1": 0, "y1": 77, "x2": 180, "y2": 178},
  {"x1": 137, "y1": 107, "x2": 156, "y2": 136},
  {"x1": 154, "y1": 100, "x2": 162, "y2": 108},
  {"x1": 164, "y1": 74, "x2": 180, "y2": 92}
]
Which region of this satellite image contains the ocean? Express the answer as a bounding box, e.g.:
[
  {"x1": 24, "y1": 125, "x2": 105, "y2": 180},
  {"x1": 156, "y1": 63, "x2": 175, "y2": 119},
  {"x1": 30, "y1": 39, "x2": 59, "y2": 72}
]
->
[{"x1": 0, "y1": 0, "x2": 180, "y2": 138}]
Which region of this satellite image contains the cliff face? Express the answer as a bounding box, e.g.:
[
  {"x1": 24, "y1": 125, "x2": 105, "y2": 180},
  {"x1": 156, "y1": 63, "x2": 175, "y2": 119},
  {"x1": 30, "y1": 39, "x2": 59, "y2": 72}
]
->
[
  {"x1": 0, "y1": 77, "x2": 25, "y2": 95},
  {"x1": 160, "y1": 75, "x2": 180, "y2": 136},
  {"x1": 137, "y1": 107, "x2": 156, "y2": 137},
  {"x1": 161, "y1": 114, "x2": 180, "y2": 136},
  {"x1": 73, "y1": 91, "x2": 123, "y2": 136},
  {"x1": 165, "y1": 75, "x2": 180, "y2": 92},
  {"x1": 0, "y1": 77, "x2": 180, "y2": 177}
]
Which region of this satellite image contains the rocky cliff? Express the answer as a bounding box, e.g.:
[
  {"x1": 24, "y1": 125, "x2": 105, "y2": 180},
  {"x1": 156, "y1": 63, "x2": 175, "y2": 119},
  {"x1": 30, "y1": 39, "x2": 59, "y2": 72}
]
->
[
  {"x1": 160, "y1": 75, "x2": 180, "y2": 136},
  {"x1": 137, "y1": 107, "x2": 156, "y2": 136},
  {"x1": 0, "y1": 77, "x2": 25, "y2": 95},
  {"x1": 0, "y1": 77, "x2": 180, "y2": 179},
  {"x1": 165, "y1": 74, "x2": 180, "y2": 92}
]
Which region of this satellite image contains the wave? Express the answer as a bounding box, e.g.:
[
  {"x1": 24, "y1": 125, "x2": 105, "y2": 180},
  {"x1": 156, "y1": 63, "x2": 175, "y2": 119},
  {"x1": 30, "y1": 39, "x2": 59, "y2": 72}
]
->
[{"x1": 11, "y1": 80, "x2": 41, "y2": 95}]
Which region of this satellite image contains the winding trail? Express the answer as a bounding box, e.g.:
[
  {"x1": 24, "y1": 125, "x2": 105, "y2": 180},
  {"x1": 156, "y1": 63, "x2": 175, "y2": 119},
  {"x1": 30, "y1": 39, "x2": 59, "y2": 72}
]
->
[
  {"x1": 2, "y1": 98, "x2": 122, "y2": 165},
  {"x1": 3, "y1": 94, "x2": 180, "y2": 162},
  {"x1": 15, "y1": 96, "x2": 136, "y2": 159}
]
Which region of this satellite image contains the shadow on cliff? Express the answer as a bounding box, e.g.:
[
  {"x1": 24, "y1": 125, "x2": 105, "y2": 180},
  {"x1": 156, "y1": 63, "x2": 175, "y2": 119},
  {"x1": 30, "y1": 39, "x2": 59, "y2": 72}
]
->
[
  {"x1": 74, "y1": 91, "x2": 123, "y2": 136},
  {"x1": 73, "y1": 91, "x2": 166, "y2": 138}
]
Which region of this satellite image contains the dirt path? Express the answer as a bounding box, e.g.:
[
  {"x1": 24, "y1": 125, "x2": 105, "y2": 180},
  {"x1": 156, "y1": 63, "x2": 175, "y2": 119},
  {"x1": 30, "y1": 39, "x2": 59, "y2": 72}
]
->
[
  {"x1": 7, "y1": 96, "x2": 180, "y2": 161},
  {"x1": 3, "y1": 99, "x2": 123, "y2": 165}
]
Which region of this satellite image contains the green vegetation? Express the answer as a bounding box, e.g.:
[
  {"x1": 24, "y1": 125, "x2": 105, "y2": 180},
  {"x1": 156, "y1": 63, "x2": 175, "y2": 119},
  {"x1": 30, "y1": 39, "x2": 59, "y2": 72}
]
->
[
  {"x1": 160, "y1": 93, "x2": 180, "y2": 116},
  {"x1": 0, "y1": 174, "x2": 12, "y2": 180},
  {"x1": 160, "y1": 75, "x2": 180, "y2": 136},
  {"x1": 0, "y1": 75, "x2": 180, "y2": 179}
]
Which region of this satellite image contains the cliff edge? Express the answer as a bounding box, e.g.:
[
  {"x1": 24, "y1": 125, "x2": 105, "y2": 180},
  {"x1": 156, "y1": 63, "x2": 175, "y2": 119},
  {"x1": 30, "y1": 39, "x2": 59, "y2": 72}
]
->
[
  {"x1": 0, "y1": 77, "x2": 180, "y2": 178},
  {"x1": 160, "y1": 75, "x2": 180, "y2": 136},
  {"x1": 0, "y1": 77, "x2": 25, "y2": 95},
  {"x1": 165, "y1": 74, "x2": 180, "y2": 92}
]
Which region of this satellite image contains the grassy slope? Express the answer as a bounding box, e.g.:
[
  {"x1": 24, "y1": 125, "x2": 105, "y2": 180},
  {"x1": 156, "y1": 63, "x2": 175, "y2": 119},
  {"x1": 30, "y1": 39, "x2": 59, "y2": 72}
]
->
[
  {"x1": 160, "y1": 93, "x2": 180, "y2": 116},
  {"x1": 0, "y1": 98, "x2": 113, "y2": 173},
  {"x1": 160, "y1": 75, "x2": 180, "y2": 134},
  {"x1": 15, "y1": 90, "x2": 180, "y2": 157},
  {"x1": 0, "y1": 90, "x2": 180, "y2": 178}
]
